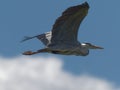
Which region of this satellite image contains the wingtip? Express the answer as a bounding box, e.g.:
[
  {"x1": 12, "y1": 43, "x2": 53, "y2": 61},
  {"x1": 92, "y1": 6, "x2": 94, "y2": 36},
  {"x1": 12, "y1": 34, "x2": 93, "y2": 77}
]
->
[
  {"x1": 82, "y1": 1, "x2": 90, "y2": 8},
  {"x1": 20, "y1": 36, "x2": 36, "y2": 43}
]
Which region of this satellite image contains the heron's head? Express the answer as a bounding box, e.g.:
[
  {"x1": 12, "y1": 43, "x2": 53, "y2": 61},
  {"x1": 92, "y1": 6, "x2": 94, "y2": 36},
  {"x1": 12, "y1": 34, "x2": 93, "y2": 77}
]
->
[{"x1": 81, "y1": 43, "x2": 104, "y2": 49}]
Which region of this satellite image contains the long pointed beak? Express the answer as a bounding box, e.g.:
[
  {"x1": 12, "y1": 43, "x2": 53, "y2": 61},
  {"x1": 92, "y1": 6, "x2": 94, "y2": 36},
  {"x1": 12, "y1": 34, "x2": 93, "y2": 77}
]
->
[{"x1": 92, "y1": 45, "x2": 104, "y2": 49}]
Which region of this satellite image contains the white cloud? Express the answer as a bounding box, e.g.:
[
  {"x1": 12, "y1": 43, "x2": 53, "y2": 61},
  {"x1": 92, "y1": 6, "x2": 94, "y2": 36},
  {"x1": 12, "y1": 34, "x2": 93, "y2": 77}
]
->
[{"x1": 0, "y1": 56, "x2": 119, "y2": 90}]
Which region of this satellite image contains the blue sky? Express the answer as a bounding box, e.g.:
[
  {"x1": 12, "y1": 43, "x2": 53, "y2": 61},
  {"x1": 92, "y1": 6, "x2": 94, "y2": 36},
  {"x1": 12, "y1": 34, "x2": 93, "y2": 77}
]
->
[{"x1": 0, "y1": 0, "x2": 120, "y2": 86}]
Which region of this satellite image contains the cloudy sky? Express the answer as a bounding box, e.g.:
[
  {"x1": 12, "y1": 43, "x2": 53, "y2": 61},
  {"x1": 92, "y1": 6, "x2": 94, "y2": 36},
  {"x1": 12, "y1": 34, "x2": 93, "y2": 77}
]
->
[
  {"x1": 0, "y1": 0, "x2": 120, "y2": 90},
  {"x1": 0, "y1": 56, "x2": 120, "y2": 90}
]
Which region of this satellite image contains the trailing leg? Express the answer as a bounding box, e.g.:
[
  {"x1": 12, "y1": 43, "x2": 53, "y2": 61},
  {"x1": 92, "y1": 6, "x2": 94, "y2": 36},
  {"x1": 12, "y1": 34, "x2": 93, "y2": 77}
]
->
[{"x1": 22, "y1": 48, "x2": 50, "y2": 55}]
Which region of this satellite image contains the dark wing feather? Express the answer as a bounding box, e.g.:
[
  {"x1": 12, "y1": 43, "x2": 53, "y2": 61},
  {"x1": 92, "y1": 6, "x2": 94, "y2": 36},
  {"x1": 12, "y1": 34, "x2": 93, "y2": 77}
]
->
[
  {"x1": 51, "y1": 2, "x2": 89, "y2": 45},
  {"x1": 21, "y1": 32, "x2": 52, "y2": 46}
]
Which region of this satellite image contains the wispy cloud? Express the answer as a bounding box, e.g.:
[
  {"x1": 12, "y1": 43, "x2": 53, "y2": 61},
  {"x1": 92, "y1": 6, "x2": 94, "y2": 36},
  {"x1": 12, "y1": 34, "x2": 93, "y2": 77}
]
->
[{"x1": 0, "y1": 56, "x2": 119, "y2": 90}]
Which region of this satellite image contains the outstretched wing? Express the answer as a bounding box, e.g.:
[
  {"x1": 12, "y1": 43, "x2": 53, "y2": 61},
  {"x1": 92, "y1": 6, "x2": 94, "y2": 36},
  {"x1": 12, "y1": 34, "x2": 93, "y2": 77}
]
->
[
  {"x1": 21, "y1": 32, "x2": 52, "y2": 46},
  {"x1": 51, "y1": 2, "x2": 89, "y2": 45}
]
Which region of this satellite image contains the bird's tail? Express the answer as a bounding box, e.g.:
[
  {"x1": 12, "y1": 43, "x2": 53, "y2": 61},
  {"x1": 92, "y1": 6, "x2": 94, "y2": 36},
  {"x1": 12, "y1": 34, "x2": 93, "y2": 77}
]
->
[{"x1": 21, "y1": 36, "x2": 37, "y2": 42}]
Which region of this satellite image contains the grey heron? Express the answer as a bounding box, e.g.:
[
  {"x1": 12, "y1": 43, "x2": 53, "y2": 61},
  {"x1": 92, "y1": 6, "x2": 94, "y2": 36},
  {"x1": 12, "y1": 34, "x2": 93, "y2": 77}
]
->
[{"x1": 22, "y1": 2, "x2": 103, "y2": 56}]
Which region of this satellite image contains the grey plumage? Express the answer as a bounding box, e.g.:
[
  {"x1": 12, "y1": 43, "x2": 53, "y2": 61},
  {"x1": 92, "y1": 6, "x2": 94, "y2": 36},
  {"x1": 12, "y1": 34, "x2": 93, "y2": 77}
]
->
[{"x1": 22, "y1": 2, "x2": 103, "y2": 56}]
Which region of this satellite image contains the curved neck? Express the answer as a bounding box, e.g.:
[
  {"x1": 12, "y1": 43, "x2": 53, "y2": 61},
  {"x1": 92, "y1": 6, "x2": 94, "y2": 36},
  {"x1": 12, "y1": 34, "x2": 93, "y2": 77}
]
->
[{"x1": 79, "y1": 43, "x2": 89, "y2": 56}]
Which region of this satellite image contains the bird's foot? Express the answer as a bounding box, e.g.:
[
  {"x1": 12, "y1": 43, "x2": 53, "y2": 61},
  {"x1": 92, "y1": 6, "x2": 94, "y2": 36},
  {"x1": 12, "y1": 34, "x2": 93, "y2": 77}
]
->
[{"x1": 22, "y1": 51, "x2": 35, "y2": 55}]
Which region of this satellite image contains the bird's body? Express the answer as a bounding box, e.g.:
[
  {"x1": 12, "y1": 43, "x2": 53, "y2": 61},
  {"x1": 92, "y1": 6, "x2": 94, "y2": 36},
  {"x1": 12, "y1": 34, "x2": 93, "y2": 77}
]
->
[{"x1": 22, "y1": 2, "x2": 103, "y2": 56}]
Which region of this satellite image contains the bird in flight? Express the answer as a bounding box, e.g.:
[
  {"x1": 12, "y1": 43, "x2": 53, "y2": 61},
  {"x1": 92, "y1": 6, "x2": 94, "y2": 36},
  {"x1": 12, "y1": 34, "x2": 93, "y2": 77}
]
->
[{"x1": 21, "y1": 2, "x2": 103, "y2": 56}]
